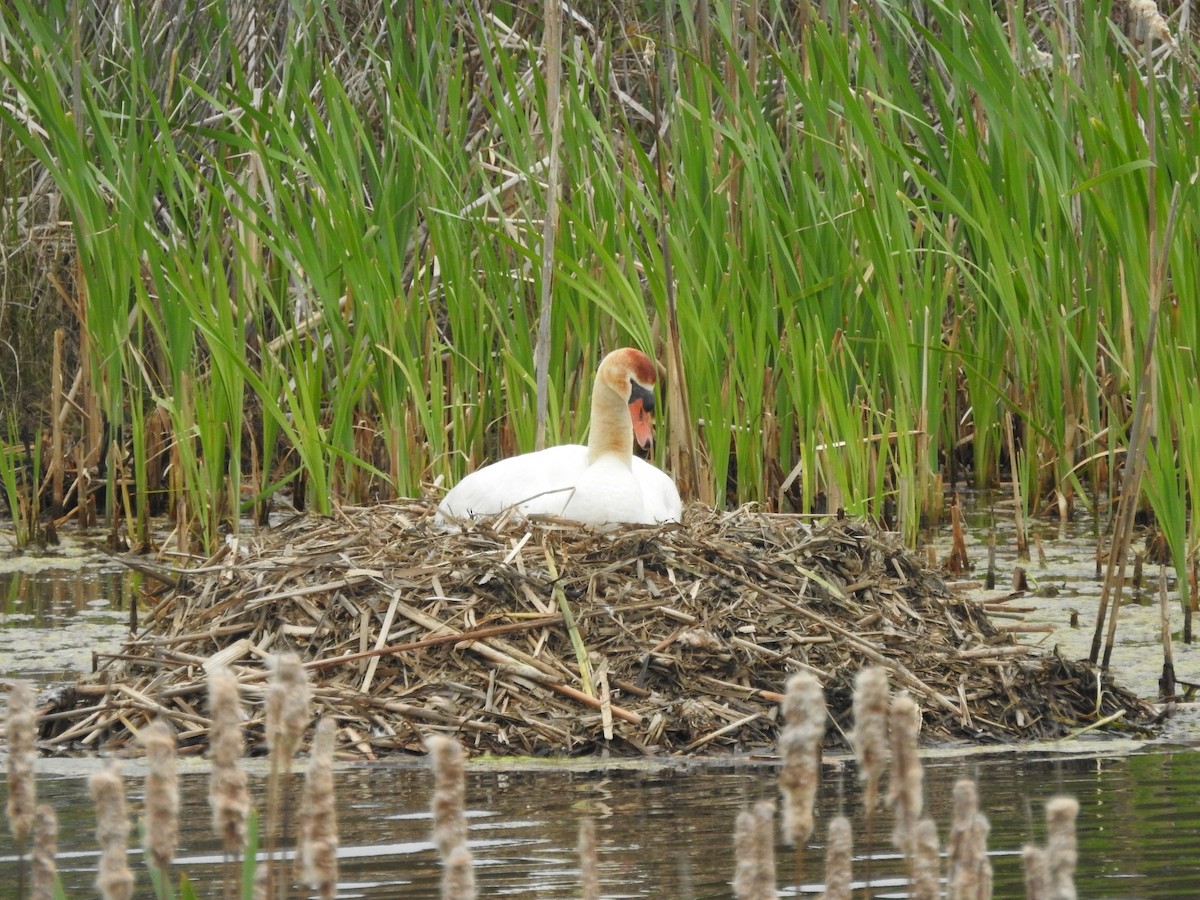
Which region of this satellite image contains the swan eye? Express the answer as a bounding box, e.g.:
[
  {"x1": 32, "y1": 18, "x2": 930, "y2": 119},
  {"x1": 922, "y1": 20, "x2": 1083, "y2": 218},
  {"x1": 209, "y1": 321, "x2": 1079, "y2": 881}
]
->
[{"x1": 629, "y1": 380, "x2": 655, "y2": 413}]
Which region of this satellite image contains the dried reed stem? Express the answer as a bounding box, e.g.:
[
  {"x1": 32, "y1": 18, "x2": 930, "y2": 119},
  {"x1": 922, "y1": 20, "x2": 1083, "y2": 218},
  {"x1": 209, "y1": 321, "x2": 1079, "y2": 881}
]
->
[
  {"x1": 778, "y1": 672, "x2": 826, "y2": 847},
  {"x1": 298, "y1": 716, "x2": 339, "y2": 900},
  {"x1": 139, "y1": 719, "x2": 179, "y2": 877},
  {"x1": 1046, "y1": 797, "x2": 1079, "y2": 900},
  {"x1": 5, "y1": 681, "x2": 37, "y2": 855},
  {"x1": 886, "y1": 692, "x2": 923, "y2": 866},
  {"x1": 426, "y1": 733, "x2": 476, "y2": 900},
  {"x1": 820, "y1": 815, "x2": 853, "y2": 900},
  {"x1": 30, "y1": 804, "x2": 58, "y2": 900},
  {"x1": 207, "y1": 667, "x2": 250, "y2": 864},
  {"x1": 1022, "y1": 844, "x2": 1049, "y2": 900},
  {"x1": 90, "y1": 761, "x2": 134, "y2": 900},
  {"x1": 578, "y1": 818, "x2": 600, "y2": 900}
]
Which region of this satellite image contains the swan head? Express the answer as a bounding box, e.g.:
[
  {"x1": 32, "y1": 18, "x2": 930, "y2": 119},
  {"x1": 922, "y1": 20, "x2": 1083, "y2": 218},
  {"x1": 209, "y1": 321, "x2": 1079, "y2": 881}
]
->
[{"x1": 597, "y1": 347, "x2": 659, "y2": 451}]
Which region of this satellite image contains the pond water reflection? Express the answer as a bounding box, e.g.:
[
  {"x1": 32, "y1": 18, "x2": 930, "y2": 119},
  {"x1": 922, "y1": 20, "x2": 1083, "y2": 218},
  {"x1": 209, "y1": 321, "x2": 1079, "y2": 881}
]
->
[{"x1": 2, "y1": 748, "x2": 1199, "y2": 898}]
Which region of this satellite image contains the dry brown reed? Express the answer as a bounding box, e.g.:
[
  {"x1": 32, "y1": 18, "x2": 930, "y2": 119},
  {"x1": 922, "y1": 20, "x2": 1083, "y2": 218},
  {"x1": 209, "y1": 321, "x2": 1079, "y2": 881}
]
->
[
  {"x1": 1046, "y1": 797, "x2": 1079, "y2": 900},
  {"x1": 1022, "y1": 844, "x2": 1050, "y2": 900},
  {"x1": 426, "y1": 733, "x2": 476, "y2": 900},
  {"x1": 298, "y1": 716, "x2": 339, "y2": 900},
  {"x1": 910, "y1": 817, "x2": 942, "y2": 900},
  {"x1": 819, "y1": 815, "x2": 853, "y2": 900},
  {"x1": 30, "y1": 803, "x2": 58, "y2": 900},
  {"x1": 886, "y1": 692, "x2": 924, "y2": 864},
  {"x1": 732, "y1": 800, "x2": 777, "y2": 900},
  {"x1": 89, "y1": 761, "x2": 134, "y2": 900},
  {"x1": 778, "y1": 672, "x2": 826, "y2": 847},
  {"x1": 139, "y1": 719, "x2": 179, "y2": 877},
  {"x1": 207, "y1": 667, "x2": 250, "y2": 859},
  {"x1": 578, "y1": 818, "x2": 600, "y2": 900},
  {"x1": 5, "y1": 681, "x2": 37, "y2": 853}
]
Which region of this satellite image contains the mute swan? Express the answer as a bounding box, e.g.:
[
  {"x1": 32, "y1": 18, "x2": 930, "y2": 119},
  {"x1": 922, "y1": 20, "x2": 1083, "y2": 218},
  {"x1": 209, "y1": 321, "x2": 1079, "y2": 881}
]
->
[{"x1": 436, "y1": 348, "x2": 682, "y2": 527}]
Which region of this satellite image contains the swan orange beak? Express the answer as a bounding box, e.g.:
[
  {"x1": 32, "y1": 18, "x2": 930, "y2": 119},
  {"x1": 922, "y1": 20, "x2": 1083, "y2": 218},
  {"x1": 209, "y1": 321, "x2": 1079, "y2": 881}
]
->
[{"x1": 629, "y1": 397, "x2": 655, "y2": 450}]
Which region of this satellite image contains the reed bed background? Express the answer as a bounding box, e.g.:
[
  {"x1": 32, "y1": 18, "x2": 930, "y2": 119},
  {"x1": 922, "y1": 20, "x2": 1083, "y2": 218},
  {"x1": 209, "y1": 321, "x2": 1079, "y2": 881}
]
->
[{"x1": 1, "y1": 0, "x2": 1198, "y2": 590}]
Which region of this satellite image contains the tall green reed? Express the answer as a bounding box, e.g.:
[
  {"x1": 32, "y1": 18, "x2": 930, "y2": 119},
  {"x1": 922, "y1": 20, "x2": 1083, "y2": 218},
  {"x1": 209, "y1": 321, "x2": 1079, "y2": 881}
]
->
[{"x1": 1, "y1": 0, "x2": 1198, "y2": 566}]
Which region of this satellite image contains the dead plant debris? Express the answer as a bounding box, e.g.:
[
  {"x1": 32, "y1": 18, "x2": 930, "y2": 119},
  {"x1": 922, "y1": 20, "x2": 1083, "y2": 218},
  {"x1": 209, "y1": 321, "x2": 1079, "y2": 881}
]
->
[{"x1": 38, "y1": 503, "x2": 1155, "y2": 758}]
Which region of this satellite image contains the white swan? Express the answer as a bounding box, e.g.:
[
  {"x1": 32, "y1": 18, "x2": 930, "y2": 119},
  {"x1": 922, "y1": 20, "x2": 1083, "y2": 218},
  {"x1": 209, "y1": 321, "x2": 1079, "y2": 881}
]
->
[{"x1": 436, "y1": 348, "x2": 683, "y2": 527}]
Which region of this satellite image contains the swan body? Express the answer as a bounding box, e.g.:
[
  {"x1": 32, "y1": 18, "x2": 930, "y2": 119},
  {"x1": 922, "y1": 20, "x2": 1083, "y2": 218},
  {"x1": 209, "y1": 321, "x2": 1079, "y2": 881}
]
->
[{"x1": 436, "y1": 348, "x2": 683, "y2": 528}]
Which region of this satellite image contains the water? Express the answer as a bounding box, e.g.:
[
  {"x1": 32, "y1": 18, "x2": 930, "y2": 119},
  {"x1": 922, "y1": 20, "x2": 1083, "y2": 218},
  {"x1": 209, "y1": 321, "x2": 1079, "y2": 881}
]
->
[
  {"x1": 4, "y1": 506, "x2": 1200, "y2": 897},
  {"x1": 3, "y1": 749, "x2": 1199, "y2": 897}
]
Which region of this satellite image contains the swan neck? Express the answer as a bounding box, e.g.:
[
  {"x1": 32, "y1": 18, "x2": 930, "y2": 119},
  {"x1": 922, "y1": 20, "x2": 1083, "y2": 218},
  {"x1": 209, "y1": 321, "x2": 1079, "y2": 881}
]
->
[{"x1": 587, "y1": 377, "x2": 632, "y2": 465}]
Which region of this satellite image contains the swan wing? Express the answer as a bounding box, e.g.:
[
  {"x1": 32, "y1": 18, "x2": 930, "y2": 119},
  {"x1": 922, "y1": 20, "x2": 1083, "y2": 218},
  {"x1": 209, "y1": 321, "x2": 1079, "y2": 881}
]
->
[
  {"x1": 437, "y1": 445, "x2": 589, "y2": 522},
  {"x1": 633, "y1": 457, "x2": 683, "y2": 523}
]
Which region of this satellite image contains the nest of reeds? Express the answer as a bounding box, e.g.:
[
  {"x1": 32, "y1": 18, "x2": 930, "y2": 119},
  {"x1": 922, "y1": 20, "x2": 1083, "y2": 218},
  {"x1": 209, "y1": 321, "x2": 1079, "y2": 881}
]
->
[{"x1": 39, "y1": 503, "x2": 1155, "y2": 757}]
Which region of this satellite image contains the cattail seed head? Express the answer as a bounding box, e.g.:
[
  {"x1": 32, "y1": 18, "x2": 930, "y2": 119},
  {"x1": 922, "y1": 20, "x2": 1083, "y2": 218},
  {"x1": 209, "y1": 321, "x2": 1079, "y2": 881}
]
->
[
  {"x1": 30, "y1": 803, "x2": 58, "y2": 900},
  {"x1": 778, "y1": 672, "x2": 826, "y2": 847},
  {"x1": 852, "y1": 667, "x2": 890, "y2": 815},
  {"x1": 910, "y1": 817, "x2": 941, "y2": 900},
  {"x1": 1046, "y1": 796, "x2": 1079, "y2": 900},
  {"x1": 298, "y1": 716, "x2": 339, "y2": 899},
  {"x1": 426, "y1": 733, "x2": 475, "y2": 899},
  {"x1": 266, "y1": 652, "x2": 312, "y2": 768},
  {"x1": 207, "y1": 667, "x2": 250, "y2": 853},
  {"x1": 1022, "y1": 844, "x2": 1049, "y2": 900},
  {"x1": 90, "y1": 761, "x2": 134, "y2": 900},
  {"x1": 821, "y1": 815, "x2": 854, "y2": 900},
  {"x1": 140, "y1": 719, "x2": 179, "y2": 875},
  {"x1": 886, "y1": 692, "x2": 923, "y2": 859},
  {"x1": 733, "y1": 800, "x2": 777, "y2": 900},
  {"x1": 5, "y1": 681, "x2": 37, "y2": 848}
]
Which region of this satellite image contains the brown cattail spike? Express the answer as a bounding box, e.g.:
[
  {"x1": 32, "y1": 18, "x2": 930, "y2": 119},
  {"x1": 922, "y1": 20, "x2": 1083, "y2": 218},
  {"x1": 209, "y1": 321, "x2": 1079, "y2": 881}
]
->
[
  {"x1": 820, "y1": 816, "x2": 853, "y2": 900},
  {"x1": 778, "y1": 672, "x2": 826, "y2": 847},
  {"x1": 5, "y1": 681, "x2": 37, "y2": 851},
  {"x1": 30, "y1": 804, "x2": 58, "y2": 900},
  {"x1": 426, "y1": 733, "x2": 476, "y2": 900},
  {"x1": 1046, "y1": 796, "x2": 1079, "y2": 900},
  {"x1": 207, "y1": 667, "x2": 250, "y2": 855},
  {"x1": 886, "y1": 692, "x2": 923, "y2": 862},
  {"x1": 298, "y1": 716, "x2": 339, "y2": 900},
  {"x1": 140, "y1": 720, "x2": 179, "y2": 877},
  {"x1": 90, "y1": 762, "x2": 134, "y2": 900}
]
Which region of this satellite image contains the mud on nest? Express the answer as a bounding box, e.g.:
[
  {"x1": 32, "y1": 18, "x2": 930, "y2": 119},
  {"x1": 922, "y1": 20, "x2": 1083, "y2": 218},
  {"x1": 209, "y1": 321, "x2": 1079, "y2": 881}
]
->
[{"x1": 40, "y1": 503, "x2": 1156, "y2": 758}]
